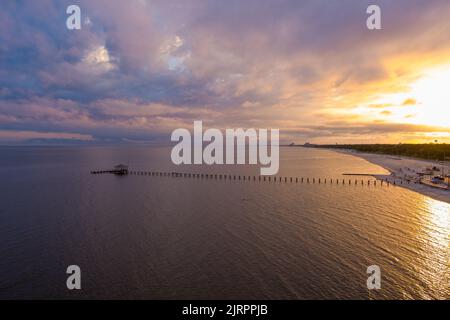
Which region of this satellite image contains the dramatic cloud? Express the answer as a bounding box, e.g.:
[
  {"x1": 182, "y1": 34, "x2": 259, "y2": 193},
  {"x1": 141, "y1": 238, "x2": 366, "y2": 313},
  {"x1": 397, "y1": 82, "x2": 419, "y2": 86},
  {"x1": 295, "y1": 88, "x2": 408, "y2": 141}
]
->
[{"x1": 1, "y1": 0, "x2": 449, "y2": 143}]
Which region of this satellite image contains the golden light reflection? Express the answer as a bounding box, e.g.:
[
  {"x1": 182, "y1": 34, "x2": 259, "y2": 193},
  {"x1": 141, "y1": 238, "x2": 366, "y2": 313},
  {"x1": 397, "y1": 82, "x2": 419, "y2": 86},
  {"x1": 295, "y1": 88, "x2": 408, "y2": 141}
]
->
[
  {"x1": 424, "y1": 198, "x2": 450, "y2": 244},
  {"x1": 420, "y1": 198, "x2": 450, "y2": 287}
]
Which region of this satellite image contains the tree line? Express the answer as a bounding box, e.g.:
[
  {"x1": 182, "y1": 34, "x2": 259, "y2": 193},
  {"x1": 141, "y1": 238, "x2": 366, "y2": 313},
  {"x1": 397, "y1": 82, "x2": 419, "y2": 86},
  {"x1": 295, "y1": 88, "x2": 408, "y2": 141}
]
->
[{"x1": 315, "y1": 144, "x2": 450, "y2": 162}]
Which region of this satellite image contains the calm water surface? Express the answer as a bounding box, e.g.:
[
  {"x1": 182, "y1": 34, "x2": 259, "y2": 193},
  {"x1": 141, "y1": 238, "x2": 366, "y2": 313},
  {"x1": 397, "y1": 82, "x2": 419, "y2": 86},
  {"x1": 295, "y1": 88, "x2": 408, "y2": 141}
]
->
[{"x1": 0, "y1": 146, "x2": 448, "y2": 299}]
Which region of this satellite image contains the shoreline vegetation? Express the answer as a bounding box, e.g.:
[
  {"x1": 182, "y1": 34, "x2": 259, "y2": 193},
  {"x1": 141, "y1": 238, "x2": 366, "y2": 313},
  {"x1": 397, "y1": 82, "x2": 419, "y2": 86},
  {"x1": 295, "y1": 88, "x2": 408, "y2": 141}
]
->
[
  {"x1": 302, "y1": 143, "x2": 450, "y2": 162},
  {"x1": 288, "y1": 143, "x2": 449, "y2": 204}
]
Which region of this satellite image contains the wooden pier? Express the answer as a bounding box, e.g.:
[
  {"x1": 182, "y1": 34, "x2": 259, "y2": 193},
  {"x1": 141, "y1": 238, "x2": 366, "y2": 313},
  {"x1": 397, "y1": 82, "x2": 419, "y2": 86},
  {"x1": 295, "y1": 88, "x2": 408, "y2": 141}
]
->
[
  {"x1": 90, "y1": 166, "x2": 399, "y2": 187},
  {"x1": 91, "y1": 164, "x2": 129, "y2": 175}
]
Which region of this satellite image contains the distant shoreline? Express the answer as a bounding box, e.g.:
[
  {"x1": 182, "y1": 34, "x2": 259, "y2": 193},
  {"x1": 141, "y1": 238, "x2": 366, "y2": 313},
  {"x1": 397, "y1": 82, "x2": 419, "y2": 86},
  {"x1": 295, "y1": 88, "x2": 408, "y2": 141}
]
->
[
  {"x1": 330, "y1": 148, "x2": 449, "y2": 204},
  {"x1": 303, "y1": 143, "x2": 450, "y2": 162}
]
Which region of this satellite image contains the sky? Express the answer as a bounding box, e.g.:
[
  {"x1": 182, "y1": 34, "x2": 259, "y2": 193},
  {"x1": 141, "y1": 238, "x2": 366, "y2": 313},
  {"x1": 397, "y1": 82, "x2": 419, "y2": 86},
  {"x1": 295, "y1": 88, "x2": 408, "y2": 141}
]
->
[{"x1": 1, "y1": 0, "x2": 450, "y2": 145}]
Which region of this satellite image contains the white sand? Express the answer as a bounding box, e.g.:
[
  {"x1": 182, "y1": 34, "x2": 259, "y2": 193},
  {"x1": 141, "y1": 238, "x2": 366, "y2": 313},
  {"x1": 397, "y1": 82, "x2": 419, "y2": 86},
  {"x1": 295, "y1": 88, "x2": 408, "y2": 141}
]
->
[{"x1": 335, "y1": 149, "x2": 450, "y2": 204}]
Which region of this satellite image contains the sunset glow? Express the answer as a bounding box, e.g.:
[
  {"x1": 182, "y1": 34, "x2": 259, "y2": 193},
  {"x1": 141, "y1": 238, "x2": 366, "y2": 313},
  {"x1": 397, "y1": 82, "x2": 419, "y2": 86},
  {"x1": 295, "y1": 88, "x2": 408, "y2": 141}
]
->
[
  {"x1": 0, "y1": 1, "x2": 449, "y2": 144},
  {"x1": 344, "y1": 63, "x2": 450, "y2": 143},
  {"x1": 408, "y1": 65, "x2": 450, "y2": 128}
]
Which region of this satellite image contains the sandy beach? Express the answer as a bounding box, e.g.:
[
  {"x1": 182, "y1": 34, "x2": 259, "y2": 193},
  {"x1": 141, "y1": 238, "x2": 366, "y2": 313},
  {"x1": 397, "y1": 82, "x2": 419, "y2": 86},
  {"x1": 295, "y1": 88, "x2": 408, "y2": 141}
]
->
[{"x1": 336, "y1": 149, "x2": 450, "y2": 204}]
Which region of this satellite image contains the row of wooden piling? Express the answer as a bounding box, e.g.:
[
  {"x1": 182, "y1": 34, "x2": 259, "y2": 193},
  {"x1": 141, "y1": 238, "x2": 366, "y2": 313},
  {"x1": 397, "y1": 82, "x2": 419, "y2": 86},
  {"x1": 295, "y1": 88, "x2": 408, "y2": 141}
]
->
[
  {"x1": 90, "y1": 169, "x2": 405, "y2": 187},
  {"x1": 91, "y1": 169, "x2": 127, "y2": 175}
]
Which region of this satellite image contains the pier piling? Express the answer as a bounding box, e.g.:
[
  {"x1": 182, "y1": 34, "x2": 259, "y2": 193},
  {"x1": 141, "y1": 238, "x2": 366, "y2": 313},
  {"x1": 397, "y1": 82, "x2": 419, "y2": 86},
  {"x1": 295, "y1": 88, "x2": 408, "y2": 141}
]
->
[{"x1": 91, "y1": 167, "x2": 396, "y2": 190}]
